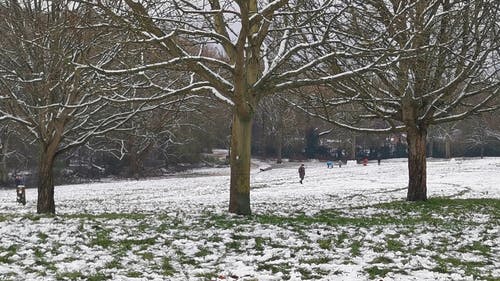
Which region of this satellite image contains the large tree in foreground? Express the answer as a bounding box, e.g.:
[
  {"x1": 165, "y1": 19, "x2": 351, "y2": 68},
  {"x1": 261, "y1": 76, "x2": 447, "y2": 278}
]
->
[
  {"x1": 0, "y1": 1, "x2": 127, "y2": 213},
  {"x1": 85, "y1": 0, "x2": 378, "y2": 214},
  {"x1": 302, "y1": 0, "x2": 499, "y2": 201},
  {"x1": 0, "y1": 1, "x2": 198, "y2": 213}
]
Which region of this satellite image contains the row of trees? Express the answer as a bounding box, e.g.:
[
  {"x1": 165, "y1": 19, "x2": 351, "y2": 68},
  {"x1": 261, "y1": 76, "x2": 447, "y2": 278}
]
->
[
  {"x1": 3, "y1": 104, "x2": 499, "y2": 182},
  {"x1": 0, "y1": 0, "x2": 498, "y2": 215}
]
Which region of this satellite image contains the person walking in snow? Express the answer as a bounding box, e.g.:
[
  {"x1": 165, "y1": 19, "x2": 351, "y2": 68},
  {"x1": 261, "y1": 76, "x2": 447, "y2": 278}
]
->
[{"x1": 298, "y1": 164, "x2": 305, "y2": 184}]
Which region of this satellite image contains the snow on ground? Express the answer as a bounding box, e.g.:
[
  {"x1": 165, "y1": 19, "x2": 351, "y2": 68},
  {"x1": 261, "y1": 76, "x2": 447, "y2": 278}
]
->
[{"x1": 0, "y1": 157, "x2": 499, "y2": 280}]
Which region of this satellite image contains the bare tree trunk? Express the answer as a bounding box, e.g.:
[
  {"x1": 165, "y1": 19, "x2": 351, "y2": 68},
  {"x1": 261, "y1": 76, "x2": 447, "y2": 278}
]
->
[
  {"x1": 126, "y1": 136, "x2": 140, "y2": 179},
  {"x1": 229, "y1": 111, "x2": 252, "y2": 215},
  {"x1": 276, "y1": 132, "x2": 283, "y2": 164},
  {"x1": 129, "y1": 153, "x2": 140, "y2": 180},
  {"x1": 351, "y1": 133, "x2": 356, "y2": 160},
  {"x1": 445, "y1": 137, "x2": 451, "y2": 159},
  {"x1": 406, "y1": 126, "x2": 427, "y2": 201},
  {"x1": 428, "y1": 137, "x2": 434, "y2": 158},
  {"x1": 0, "y1": 137, "x2": 9, "y2": 185},
  {"x1": 276, "y1": 119, "x2": 283, "y2": 164},
  {"x1": 37, "y1": 145, "x2": 57, "y2": 214}
]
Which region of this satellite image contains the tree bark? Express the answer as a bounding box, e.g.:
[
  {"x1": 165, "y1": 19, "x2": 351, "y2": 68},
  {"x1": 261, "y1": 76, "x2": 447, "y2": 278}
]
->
[
  {"x1": 228, "y1": 111, "x2": 252, "y2": 215},
  {"x1": 37, "y1": 145, "x2": 57, "y2": 214},
  {"x1": 406, "y1": 126, "x2": 427, "y2": 201}
]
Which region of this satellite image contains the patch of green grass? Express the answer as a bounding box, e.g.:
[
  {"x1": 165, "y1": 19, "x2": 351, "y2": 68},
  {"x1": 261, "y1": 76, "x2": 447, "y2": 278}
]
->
[
  {"x1": 37, "y1": 232, "x2": 49, "y2": 242},
  {"x1": 299, "y1": 256, "x2": 331, "y2": 265},
  {"x1": 374, "y1": 198, "x2": 500, "y2": 217},
  {"x1": 161, "y1": 257, "x2": 176, "y2": 276},
  {"x1": 365, "y1": 266, "x2": 392, "y2": 279},
  {"x1": 34, "y1": 248, "x2": 44, "y2": 259},
  {"x1": 23, "y1": 214, "x2": 45, "y2": 221},
  {"x1": 137, "y1": 222, "x2": 149, "y2": 232},
  {"x1": 458, "y1": 241, "x2": 491, "y2": 256},
  {"x1": 232, "y1": 234, "x2": 249, "y2": 240},
  {"x1": 194, "y1": 247, "x2": 212, "y2": 258},
  {"x1": 201, "y1": 199, "x2": 498, "y2": 235},
  {"x1": 77, "y1": 221, "x2": 85, "y2": 233},
  {"x1": 336, "y1": 231, "x2": 349, "y2": 245},
  {"x1": 254, "y1": 237, "x2": 265, "y2": 251},
  {"x1": 372, "y1": 244, "x2": 385, "y2": 253},
  {"x1": 431, "y1": 255, "x2": 450, "y2": 274},
  {"x1": 255, "y1": 211, "x2": 340, "y2": 227},
  {"x1": 370, "y1": 256, "x2": 394, "y2": 264},
  {"x1": 387, "y1": 239, "x2": 404, "y2": 252},
  {"x1": 50, "y1": 242, "x2": 62, "y2": 255},
  {"x1": 56, "y1": 271, "x2": 85, "y2": 280},
  {"x1": 0, "y1": 244, "x2": 19, "y2": 263},
  {"x1": 65, "y1": 213, "x2": 147, "y2": 220},
  {"x1": 297, "y1": 267, "x2": 323, "y2": 279},
  {"x1": 202, "y1": 214, "x2": 251, "y2": 228},
  {"x1": 33, "y1": 248, "x2": 57, "y2": 272},
  {"x1": 174, "y1": 249, "x2": 199, "y2": 266},
  {"x1": 118, "y1": 237, "x2": 156, "y2": 251},
  {"x1": 257, "y1": 262, "x2": 291, "y2": 277},
  {"x1": 0, "y1": 254, "x2": 12, "y2": 264},
  {"x1": 140, "y1": 252, "x2": 154, "y2": 260},
  {"x1": 206, "y1": 235, "x2": 223, "y2": 243},
  {"x1": 91, "y1": 228, "x2": 112, "y2": 248},
  {"x1": 105, "y1": 258, "x2": 122, "y2": 269},
  {"x1": 157, "y1": 222, "x2": 170, "y2": 232},
  {"x1": 225, "y1": 241, "x2": 241, "y2": 251},
  {"x1": 350, "y1": 240, "x2": 362, "y2": 256},
  {"x1": 318, "y1": 238, "x2": 332, "y2": 250},
  {"x1": 259, "y1": 255, "x2": 279, "y2": 263},
  {"x1": 126, "y1": 271, "x2": 142, "y2": 278},
  {"x1": 194, "y1": 271, "x2": 218, "y2": 280},
  {"x1": 431, "y1": 255, "x2": 494, "y2": 280},
  {"x1": 87, "y1": 273, "x2": 109, "y2": 281}
]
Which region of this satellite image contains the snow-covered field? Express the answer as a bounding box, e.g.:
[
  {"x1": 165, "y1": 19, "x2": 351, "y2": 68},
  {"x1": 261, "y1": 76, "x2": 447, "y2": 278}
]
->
[{"x1": 0, "y1": 158, "x2": 499, "y2": 281}]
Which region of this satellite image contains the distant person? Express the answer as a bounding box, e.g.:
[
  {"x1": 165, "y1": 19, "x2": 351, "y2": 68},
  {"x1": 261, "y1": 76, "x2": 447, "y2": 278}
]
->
[
  {"x1": 298, "y1": 164, "x2": 305, "y2": 184},
  {"x1": 377, "y1": 152, "x2": 382, "y2": 165},
  {"x1": 15, "y1": 175, "x2": 23, "y2": 187},
  {"x1": 326, "y1": 161, "x2": 333, "y2": 168}
]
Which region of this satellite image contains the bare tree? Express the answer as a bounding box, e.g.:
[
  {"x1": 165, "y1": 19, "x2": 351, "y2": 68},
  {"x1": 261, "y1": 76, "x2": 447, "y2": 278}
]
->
[
  {"x1": 0, "y1": 1, "x2": 199, "y2": 213},
  {"x1": 84, "y1": 0, "x2": 378, "y2": 215},
  {"x1": 254, "y1": 95, "x2": 298, "y2": 163},
  {"x1": 465, "y1": 114, "x2": 500, "y2": 158},
  {"x1": 301, "y1": 0, "x2": 499, "y2": 201},
  {"x1": 432, "y1": 123, "x2": 462, "y2": 159}
]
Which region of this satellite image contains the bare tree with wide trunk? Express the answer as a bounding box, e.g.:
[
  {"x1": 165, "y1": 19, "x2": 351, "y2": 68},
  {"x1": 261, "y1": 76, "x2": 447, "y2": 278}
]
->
[
  {"x1": 0, "y1": 1, "x2": 200, "y2": 213},
  {"x1": 299, "y1": 0, "x2": 499, "y2": 201},
  {"x1": 84, "y1": 0, "x2": 379, "y2": 215}
]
